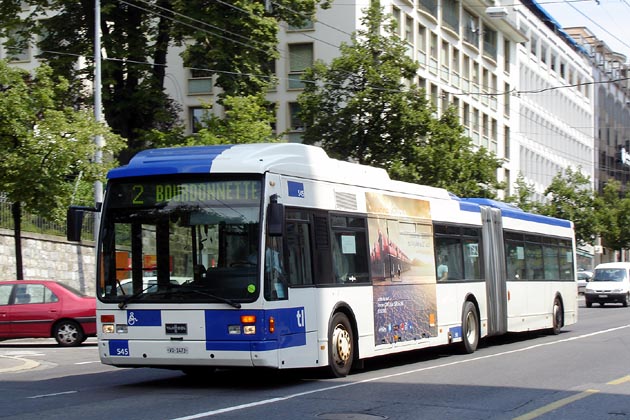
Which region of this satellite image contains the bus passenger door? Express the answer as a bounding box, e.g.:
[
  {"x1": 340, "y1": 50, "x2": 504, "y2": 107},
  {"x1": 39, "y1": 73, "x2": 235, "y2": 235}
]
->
[{"x1": 480, "y1": 206, "x2": 507, "y2": 335}]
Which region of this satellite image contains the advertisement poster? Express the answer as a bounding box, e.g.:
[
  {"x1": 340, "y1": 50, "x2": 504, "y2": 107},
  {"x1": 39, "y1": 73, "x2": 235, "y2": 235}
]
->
[{"x1": 366, "y1": 192, "x2": 438, "y2": 345}]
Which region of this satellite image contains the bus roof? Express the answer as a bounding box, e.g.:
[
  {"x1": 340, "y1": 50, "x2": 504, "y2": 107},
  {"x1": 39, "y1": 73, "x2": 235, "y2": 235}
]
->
[{"x1": 107, "y1": 143, "x2": 451, "y2": 200}]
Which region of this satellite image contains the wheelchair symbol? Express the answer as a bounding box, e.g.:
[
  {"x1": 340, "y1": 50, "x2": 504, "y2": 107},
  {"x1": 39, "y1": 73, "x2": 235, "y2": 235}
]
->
[{"x1": 127, "y1": 312, "x2": 139, "y2": 326}]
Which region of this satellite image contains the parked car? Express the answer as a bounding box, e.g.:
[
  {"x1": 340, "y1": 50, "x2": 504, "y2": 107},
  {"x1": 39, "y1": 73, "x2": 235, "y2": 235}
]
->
[
  {"x1": 0, "y1": 280, "x2": 96, "y2": 346},
  {"x1": 577, "y1": 270, "x2": 593, "y2": 294},
  {"x1": 584, "y1": 263, "x2": 630, "y2": 307}
]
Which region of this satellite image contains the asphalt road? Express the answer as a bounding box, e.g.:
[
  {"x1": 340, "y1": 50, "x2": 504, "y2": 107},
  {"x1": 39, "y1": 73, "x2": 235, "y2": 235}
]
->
[{"x1": 2, "y1": 296, "x2": 630, "y2": 420}]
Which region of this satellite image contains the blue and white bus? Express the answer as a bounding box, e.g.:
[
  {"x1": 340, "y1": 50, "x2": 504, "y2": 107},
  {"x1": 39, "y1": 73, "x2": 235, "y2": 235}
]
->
[{"x1": 68, "y1": 143, "x2": 577, "y2": 377}]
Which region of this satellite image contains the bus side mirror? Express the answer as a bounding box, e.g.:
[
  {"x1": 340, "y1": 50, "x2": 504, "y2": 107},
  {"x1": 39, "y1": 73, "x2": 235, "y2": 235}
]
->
[
  {"x1": 67, "y1": 205, "x2": 99, "y2": 241},
  {"x1": 267, "y1": 195, "x2": 284, "y2": 237}
]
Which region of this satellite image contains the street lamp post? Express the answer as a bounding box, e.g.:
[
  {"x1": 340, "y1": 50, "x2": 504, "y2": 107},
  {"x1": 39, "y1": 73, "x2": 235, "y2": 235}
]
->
[{"x1": 94, "y1": 0, "x2": 103, "y2": 238}]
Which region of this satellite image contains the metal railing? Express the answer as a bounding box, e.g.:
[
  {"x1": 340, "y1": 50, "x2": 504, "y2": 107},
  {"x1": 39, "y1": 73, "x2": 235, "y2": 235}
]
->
[{"x1": 0, "y1": 201, "x2": 95, "y2": 241}]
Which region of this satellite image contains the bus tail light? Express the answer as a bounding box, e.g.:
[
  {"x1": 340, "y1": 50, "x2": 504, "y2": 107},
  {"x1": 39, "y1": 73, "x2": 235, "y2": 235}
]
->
[
  {"x1": 101, "y1": 314, "x2": 115, "y2": 334},
  {"x1": 268, "y1": 316, "x2": 275, "y2": 333}
]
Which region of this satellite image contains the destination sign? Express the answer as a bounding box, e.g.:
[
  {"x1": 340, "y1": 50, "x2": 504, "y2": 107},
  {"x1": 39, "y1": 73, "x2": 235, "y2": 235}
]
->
[{"x1": 108, "y1": 180, "x2": 261, "y2": 208}]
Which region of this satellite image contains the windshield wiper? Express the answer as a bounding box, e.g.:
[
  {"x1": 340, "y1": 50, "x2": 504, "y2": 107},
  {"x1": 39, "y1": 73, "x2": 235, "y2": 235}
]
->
[
  {"x1": 168, "y1": 288, "x2": 242, "y2": 309},
  {"x1": 119, "y1": 286, "x2": 242, "y2": 309},
  {"x1": 118, "y1": 285, "x2": 157, "y2": 309}
]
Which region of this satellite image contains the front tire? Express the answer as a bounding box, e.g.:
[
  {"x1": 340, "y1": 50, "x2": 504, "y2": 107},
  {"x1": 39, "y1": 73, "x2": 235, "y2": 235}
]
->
[
  {"x1": 461, "y1": 301, "x2": 479, "y2": 354},
  {"x1": 623, "y1": 293, "x2": 630, "y2": 307},
  {"x1": 53, "y1": 320, "x2": 84, "y2": 347},
  {"x1": 328, "y1": 312, "x2": 354, "y2": 378}
]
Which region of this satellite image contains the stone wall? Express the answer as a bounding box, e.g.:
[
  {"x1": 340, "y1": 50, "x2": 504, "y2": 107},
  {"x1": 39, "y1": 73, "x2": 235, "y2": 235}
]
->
[{"x1": 0, "y1": 229, "x2": 96, "y2": 296}]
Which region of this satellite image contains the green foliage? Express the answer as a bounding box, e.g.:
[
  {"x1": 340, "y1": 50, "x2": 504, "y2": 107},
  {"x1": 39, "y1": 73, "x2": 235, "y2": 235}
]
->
[
  {"x1": 186, "y1": 95, "x2": 280, "y2": 145},
  {"x1": 594, "y1": 179, "x2": 630, "y2": 252},
  {"x1": 0, "y1": 60, "x2": 124, "y2": 223},
  {"x1": 298, "y1": 2, "x2": 502, "y2": 197},
  {"x1": 504, "y1": 173, "x2": 536, "y2": 212},
  {"x1": 537, "y1": 167, "x2": 596, "y2": 246},
  {"x1": 0, "y1": 1, "x2": 329, "y2": 163}
]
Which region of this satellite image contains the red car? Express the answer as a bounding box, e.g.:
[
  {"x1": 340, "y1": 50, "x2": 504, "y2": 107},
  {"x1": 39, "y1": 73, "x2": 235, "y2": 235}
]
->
[{"x1": 0, "y1": 280, "x2": 96, "y2": 346}]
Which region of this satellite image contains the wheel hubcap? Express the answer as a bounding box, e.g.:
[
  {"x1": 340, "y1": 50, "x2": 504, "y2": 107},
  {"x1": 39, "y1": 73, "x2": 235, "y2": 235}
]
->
[
  {"x1": 466, "y1": 312, "x2": 476, "y2": 340},
  {"x1": 57, "y1": 324, "x2": 78, "y2": 344},
  {"x1": 332, "y1": 324, "x2": 351, "y2": 365}
]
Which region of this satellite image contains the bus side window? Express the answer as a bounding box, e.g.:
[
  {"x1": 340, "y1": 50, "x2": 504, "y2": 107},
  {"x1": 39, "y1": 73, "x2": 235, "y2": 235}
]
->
[
  {"x1": 285, "y1": 220, "x2": 314, "y2": 286},
  {"x1": 331, "y1": 216, "x2": 370, "y2": 284}
]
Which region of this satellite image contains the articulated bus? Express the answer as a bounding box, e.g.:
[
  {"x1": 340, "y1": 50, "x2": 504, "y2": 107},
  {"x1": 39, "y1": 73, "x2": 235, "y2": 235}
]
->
[{"x1": 68, "y1": 143, "x2": 577, "y2": 377}]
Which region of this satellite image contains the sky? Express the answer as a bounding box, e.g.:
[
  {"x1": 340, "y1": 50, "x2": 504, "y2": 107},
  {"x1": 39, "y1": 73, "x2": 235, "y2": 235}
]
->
[{"x1": 539, "y1": 0, "x2": 630, "y2": 60}]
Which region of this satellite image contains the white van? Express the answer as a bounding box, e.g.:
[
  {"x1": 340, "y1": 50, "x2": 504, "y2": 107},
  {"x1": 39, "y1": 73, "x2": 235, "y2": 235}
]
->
[{"x1": 584, "y1": 262, "x2": 630, "y2": 307}]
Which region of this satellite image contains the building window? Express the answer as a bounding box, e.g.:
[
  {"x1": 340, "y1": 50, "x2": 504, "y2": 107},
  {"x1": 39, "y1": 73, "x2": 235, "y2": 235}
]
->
[
  {"x1": 287, "y1": 16, "x2": 314, "y2": 31},
  {"x1": 418, "y1": 0, "x2": 438, "y2": 17},
  {"x1": 462, "y1": 9, "x2": 479, "y2": 47},
  {"x1": 504, "y1": 82, "x2": 510, "y2": 116},
  {"x1": 483, "y1": 26, "x2": 497, "y2": 60},
  {"x1": 441, "y1": 41, "x2": 449, "y2": 81},
  {"x1": 288, "y1": 43, "x2": 313, "y2": 89},
  {"x1": 504, "y1": 125, "x2": 511, "y2": 160},
  {"x1": 442, "y1": 0, "x2": 459, "y2": 32},
  {"x1": 187, "y1": 69, "x2": 213, "y2": 95},
  {"x1": 429, "y1": 32, "x2": 438, "y2": 75},
  {"x1": 529, "y1": 34, "x2": 538, "y2": 56},
  {"x1": 288, "y1": 102, "x2": 305, "y2": 143},
  {"x1": 5, "y1": 27, "x2": 30, "y2": 62},
  {"x1": 418, "y1": 24, "x2": 427, "y2": 66},
  {"x1": 392, "y1": 7, "x2": 401, "y2": 37},
  {"x1": 503, "y1": 40, "x2": 510, "y2": 74},
  {"x1": 190, "y1": 107, "x2": 211, "y2": 133}
]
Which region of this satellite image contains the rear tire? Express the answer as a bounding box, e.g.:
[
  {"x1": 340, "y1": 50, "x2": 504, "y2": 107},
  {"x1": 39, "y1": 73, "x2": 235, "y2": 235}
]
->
[
  {"x1": 550, "y1": 297, "x2": 563, "y2": 335},
  {"x1": 461, "y1": 301, "x2": 479, "y2": 354},
  {"x1": 328, "y1": 312, "x2": 354, "y2": 378}
]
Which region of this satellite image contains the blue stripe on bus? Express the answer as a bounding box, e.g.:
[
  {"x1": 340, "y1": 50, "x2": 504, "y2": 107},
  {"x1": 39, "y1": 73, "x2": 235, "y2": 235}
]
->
[
  {"x1": 126, "y1": 309, "x2": 162, "y2": 326},
  {"x1": 204, "y1": 307, "x2": 306, "y2": 351},
  {"x1": 108, "y1": 145, "x2": 234, "y2": 179},
  {"x1": 458, "y1": 198, "x2": 572, "y2": 228}
]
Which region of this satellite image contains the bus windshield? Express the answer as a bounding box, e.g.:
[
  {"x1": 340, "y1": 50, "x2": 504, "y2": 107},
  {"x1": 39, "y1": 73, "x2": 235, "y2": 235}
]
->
[{"x1": 98, "y1": 178, "x2": 262, "y2": 304}]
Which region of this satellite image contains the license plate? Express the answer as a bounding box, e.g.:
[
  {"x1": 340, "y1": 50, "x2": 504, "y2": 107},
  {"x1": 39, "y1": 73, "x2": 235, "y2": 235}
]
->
[
  {"x1": 598, "y1": 294, "x2": 608, "y2": 298},
  {"x1": 167, "y1": 346, "x2": 188, "y2": 354}
]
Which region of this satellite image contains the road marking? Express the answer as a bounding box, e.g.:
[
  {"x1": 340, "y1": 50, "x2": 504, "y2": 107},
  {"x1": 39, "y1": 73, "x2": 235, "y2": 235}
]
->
[
  {"x1": 608, "y1": 375, "x2": 630, "y2": 385},
  {"x1": 0, "y1": 355, "x2": 40, "y2": 373},
  {"x1": 27, "y1": 391, "x2": 78, "y2": 399},
  {"x1": 169, "y1": 324, "x2": 630, "y2": 420},
  {"x1": 74, "y1": 361, "x2": 101, "y2": 365},
  {"x1": 512, "y1": 389, "x2": 599, "y2": 420}
]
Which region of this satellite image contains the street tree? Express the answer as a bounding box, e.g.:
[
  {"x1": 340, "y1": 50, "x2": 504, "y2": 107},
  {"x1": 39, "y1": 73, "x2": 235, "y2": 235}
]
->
[
  {"x1": 0, "y1": 61, "x2": 123, "y2": 279},
  {"x1": 594, "y1": 179, "x2": 630, "y2": 257},
  {"x1": 183, "y1": 94, "x2": 280, "y2": 146},
  {"x1": 504, "y1": 173, "x2": 536, "y2": 212},
  {"x1": 0, "y1": 1, "x2": 329, "y2": 163},
  {"x1": 537, "y1": 167, "x2": 596, "y2": 246},
  {"x1": 298, "y1": 1, "x2": 502, "y2": 197}
]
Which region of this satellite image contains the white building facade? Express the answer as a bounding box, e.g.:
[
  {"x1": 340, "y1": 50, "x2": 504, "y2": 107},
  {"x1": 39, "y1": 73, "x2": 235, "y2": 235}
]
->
[{"x1": 511, "y1": 2, "x2": 595, "y2": 200}]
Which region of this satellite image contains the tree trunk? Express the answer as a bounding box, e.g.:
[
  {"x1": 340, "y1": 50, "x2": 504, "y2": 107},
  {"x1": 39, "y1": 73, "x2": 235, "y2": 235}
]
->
[{"x1": 12, "y1": 202, "x2": 23, "y2": 280}]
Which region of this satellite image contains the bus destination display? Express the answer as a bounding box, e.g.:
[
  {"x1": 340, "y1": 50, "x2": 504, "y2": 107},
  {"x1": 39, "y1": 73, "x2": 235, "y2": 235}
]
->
[{"x1": 108, "y1": 180, "x2": 261, "y2": 207}]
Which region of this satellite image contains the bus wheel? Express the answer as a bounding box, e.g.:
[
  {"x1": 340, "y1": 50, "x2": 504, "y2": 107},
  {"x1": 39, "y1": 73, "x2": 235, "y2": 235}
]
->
[
  {"x1": 328, "y1": 312, "x2": 354, "y2": 378},
  {"x1": 623, "y1": 293, "x2": 630, "y2": 307},
  {"x1": 551, "y1": 297, "x2": 563, "y2": 335},
  {"x1": 461, "y1": 301, "x2": 479, "y2": 354}
]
